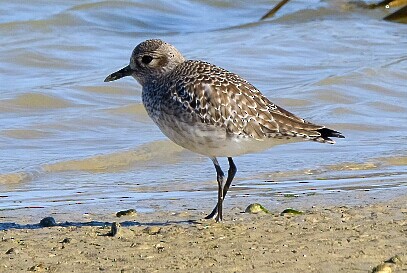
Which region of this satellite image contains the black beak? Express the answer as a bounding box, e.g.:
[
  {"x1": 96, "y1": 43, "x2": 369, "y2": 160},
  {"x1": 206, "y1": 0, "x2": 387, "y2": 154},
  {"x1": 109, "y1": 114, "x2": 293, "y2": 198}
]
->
[{"x1": 104, "y1": 65, "x2": 133, "y2": 82}]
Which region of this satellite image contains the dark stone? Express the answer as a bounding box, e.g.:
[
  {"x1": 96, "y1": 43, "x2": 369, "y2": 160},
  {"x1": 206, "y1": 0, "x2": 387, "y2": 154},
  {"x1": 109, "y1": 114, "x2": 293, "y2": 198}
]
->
[{"x1": 39, "y1": 217, "x2": 57, "y2": 227}]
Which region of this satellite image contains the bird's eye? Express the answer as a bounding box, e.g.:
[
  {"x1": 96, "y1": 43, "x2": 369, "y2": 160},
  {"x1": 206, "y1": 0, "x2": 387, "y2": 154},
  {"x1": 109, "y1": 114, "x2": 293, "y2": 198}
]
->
[{"x1": 141, "y1": 55, "x2": 153, "y2": 64}]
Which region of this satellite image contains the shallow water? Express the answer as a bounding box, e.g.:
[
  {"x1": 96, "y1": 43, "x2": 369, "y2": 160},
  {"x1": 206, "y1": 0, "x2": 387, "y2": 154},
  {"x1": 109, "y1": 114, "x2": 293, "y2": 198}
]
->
[{"x1": 1, "y1": 0, "x2": 406, "y2": 224}]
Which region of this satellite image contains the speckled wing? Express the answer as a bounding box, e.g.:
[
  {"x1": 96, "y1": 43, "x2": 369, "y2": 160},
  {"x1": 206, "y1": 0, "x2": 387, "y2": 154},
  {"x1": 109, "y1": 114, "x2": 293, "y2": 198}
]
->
[{"x1": 167, "y1": 60, "x2": 335, "y2": 143}]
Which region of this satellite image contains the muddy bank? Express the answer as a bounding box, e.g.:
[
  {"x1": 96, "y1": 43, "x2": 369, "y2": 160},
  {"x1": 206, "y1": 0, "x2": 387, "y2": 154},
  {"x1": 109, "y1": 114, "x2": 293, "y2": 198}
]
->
[{"x1": 1, "y1": 194, "x2": 406, "y2": 273}]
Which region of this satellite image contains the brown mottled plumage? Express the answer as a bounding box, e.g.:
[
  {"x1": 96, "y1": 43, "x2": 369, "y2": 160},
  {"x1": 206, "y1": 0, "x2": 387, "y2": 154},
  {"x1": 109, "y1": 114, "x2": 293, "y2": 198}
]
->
[{"x1": 105, "y1": 39, "x2": 344, "y2": 222}]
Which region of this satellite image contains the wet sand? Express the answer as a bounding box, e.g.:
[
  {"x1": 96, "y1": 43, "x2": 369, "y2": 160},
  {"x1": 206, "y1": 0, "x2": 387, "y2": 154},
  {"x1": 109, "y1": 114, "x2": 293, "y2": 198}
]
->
[{"x1": 1, "y1": 192, "x2": 406, "y2": 273}]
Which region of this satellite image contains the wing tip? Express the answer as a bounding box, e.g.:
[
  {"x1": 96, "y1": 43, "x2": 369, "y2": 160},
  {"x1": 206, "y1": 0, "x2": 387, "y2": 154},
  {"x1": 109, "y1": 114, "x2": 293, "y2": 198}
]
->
[{"x1": 317, "y1": 127, "x2": 345, "y2": 143}]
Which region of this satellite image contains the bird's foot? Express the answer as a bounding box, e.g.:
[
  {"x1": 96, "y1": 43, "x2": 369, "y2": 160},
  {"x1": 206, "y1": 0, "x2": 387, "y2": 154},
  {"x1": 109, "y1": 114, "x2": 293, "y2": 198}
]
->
[
  {"x1": 204, "y1": 207, "x2": 218, "y2": 220},
  {"x1": 204, "y1": 206, "x2": 223, "y2": 222}
]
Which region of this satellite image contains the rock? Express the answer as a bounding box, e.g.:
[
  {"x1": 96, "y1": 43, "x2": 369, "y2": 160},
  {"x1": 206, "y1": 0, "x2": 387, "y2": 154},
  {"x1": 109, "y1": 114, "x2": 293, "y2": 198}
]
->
[
  {"x1": 39, "y1": 217, "x2": 57, "y2": 227},
  {"x1": 372, "y1": 263, "x2": 393, "y2": 273},
  {"x1": 386, "y1": 254, "x2": 403, "y2": 265},
  {"x1": 280, "y1": 208, "x2": 303, "y2": 215},
  {"x1": 116, "y1": 209, "x2": 137, "y2": 217},
  {"x1": 245, "y1": 203, "x2": 270, "y2": 214},
  {"x1": 143, "y1": 226, "x2": 161, "y2": 235},
  {"x1": 5, "y1": 248, "x2": 18, "y2": 254},
  {"x1": 28, "y1": 263, "x2": 46, "y2": 272},
  {"x1": 155, "y1": 243, "x2": 165, "y2": 252},
  {"x1": 60, "y1": 238, "x2": 71, "y2": 244},
  {"x1": 110, "y1": 222, "x2": 120, "y2": 236}
]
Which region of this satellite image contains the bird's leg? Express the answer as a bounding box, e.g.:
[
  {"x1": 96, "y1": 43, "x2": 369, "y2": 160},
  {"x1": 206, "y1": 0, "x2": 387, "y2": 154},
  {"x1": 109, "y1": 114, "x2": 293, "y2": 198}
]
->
[
  {"x1": 208, "y1": 157, "x2": 225, "y2": 222},
  {"x1": 223, "y1": 157, "x2": 237, "y2": 197},
  {"x1": 205, "y1": 157, "x2": 237, "y2": 220}
]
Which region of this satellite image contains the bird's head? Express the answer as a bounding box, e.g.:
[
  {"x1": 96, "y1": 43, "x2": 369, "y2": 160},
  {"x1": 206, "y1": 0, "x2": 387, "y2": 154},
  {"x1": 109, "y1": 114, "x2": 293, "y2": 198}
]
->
[{"x1": 104, "y1": 39, "x2": 185, "y2": 85}]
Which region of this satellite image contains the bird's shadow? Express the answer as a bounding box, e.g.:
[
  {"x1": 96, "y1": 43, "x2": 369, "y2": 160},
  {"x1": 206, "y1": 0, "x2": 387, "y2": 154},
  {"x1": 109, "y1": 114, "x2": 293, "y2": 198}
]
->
[{"x1": 0, "y1": 219, "x2": 200, "y2": 231}]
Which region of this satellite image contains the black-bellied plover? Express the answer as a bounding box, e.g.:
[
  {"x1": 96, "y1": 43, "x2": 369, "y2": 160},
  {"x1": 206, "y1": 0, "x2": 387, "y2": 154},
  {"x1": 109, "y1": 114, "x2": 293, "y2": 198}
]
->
[{"x1": 104, "y1": 39, "x2": 344, "y2": 222}]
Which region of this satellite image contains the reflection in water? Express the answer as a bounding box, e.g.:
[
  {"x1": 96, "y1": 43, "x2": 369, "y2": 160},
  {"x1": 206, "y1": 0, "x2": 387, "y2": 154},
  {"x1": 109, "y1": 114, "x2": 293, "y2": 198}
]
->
[
  {"x1": 259, "y1": 0, "x2": 407, "y2": 23},
  {"x1": 43, "y1": 140, "x2": 184, "y2": 173}
]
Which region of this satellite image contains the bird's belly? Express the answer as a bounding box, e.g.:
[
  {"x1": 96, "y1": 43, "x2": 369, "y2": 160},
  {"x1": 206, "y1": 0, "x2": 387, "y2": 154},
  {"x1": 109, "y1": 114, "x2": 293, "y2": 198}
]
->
[{"x1": 154, "y1": 118, "x2": 302, "y2": 157}]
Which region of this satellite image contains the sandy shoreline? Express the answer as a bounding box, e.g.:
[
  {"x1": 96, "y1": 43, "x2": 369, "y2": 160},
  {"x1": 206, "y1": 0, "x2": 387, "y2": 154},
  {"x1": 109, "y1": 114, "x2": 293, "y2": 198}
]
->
[{"x1": 1, "y1": 191, "x2": 406, "y2": 273}]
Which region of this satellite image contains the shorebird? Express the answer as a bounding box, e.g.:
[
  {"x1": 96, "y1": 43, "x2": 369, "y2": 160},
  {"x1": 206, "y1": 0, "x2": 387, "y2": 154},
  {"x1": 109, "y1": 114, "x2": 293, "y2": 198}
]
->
[{"x1": 104, "y1": 39, "x2": 344, "y2": 222}]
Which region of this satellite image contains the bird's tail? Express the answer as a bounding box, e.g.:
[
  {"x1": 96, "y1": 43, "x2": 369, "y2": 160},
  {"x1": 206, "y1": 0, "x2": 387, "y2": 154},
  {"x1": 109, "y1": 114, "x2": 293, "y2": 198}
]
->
[{"x1": 314, "y1": 127, "x2": 345, "y2": 144}]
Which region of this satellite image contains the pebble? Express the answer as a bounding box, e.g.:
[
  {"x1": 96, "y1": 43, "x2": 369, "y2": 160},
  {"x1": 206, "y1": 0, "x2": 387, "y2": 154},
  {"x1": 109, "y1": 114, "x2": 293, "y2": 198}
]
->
[
  {"x1": 245, "y1": 203, "x2": 270, "y2": 214},
  {"x1": 143, "y1": 226, "x2": 161, "y2": 235},
  {"x1": 39, "y1": 217, "x2": 57, "y2": 227},
  {"x1": 60, "y1": 238, "x2": 71, "y2": 244},
  {"x1": 28, "y1": 263, "x2": 46, "y2": 272},
  {"x1": 116, "y1": 209, "x2": 137, "y2": 217},
  {"x1": 155, "y1": 243, "x2": 165, "y2": 252},
  {"x1": 280, "y1": 208, "x2": 303, "y2": 215},
  {"x1": 372, "y1": 263, "x2": 392, "y2": 273},
  {"x1": 386, "y1": 254, "x2": 403, "y2": 265},
  {"x1": 110, "y1": 222, "x2": 120, "y2": 236},
  {"x1": 5, "y1": 248, "x2": 18, "y2": 254}
]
